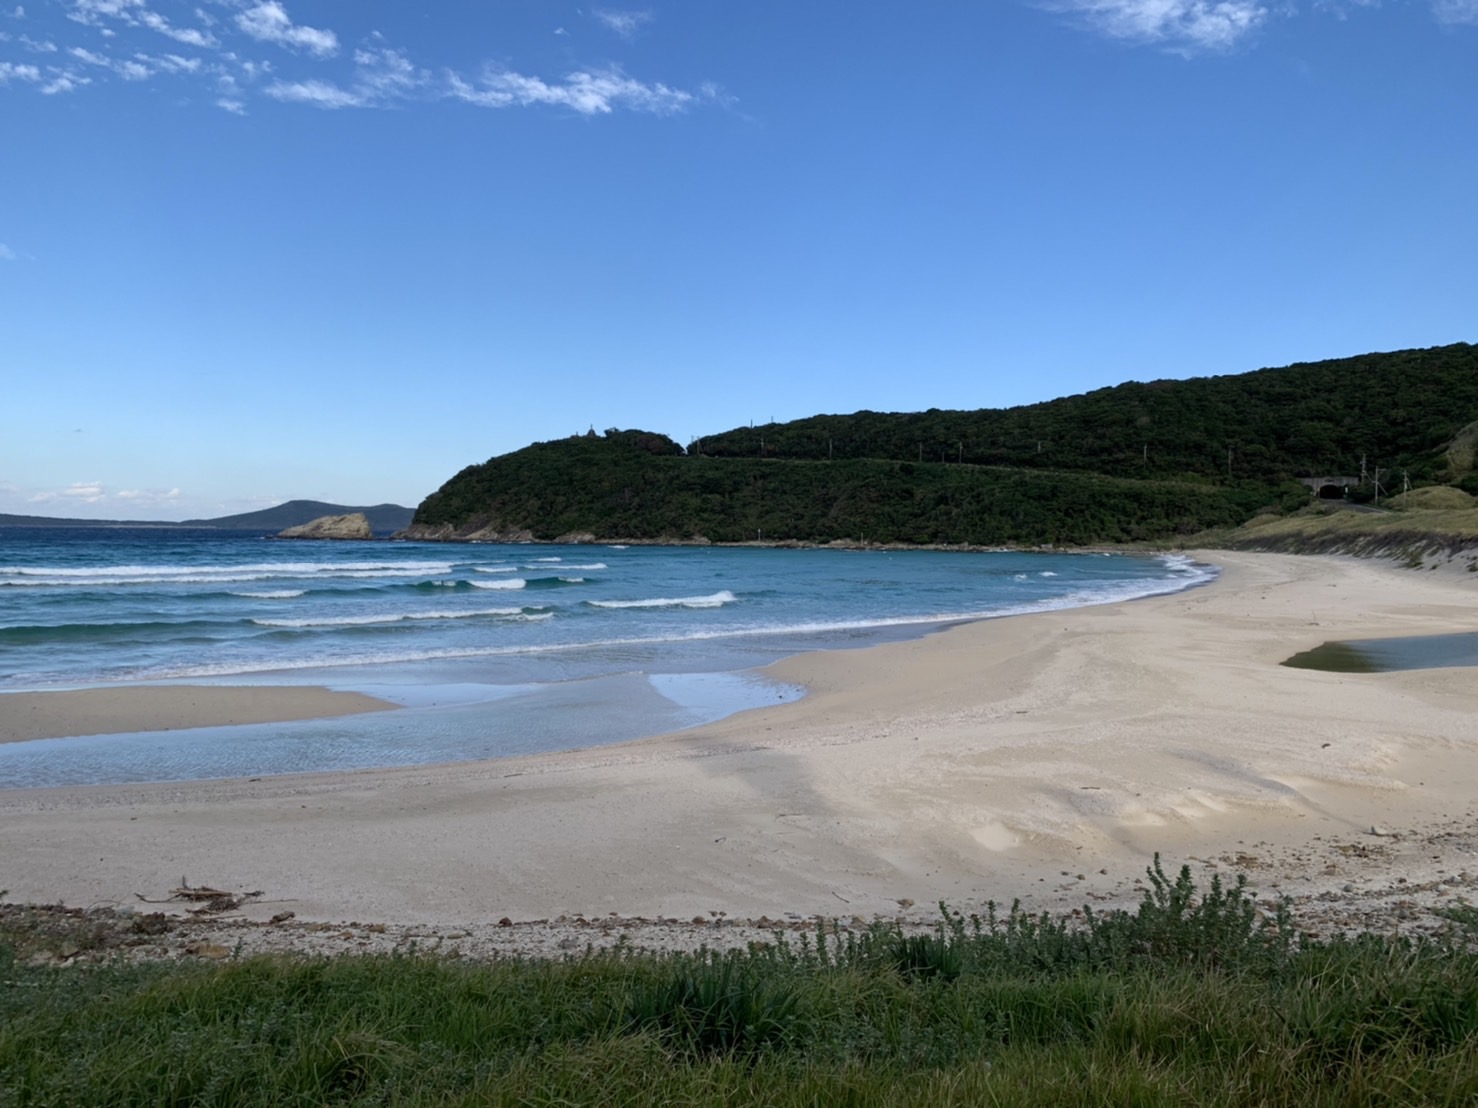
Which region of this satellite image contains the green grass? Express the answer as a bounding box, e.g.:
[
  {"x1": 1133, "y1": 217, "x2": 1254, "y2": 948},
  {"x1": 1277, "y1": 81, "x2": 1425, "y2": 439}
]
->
[{"x1": 4, "y1": 860, "x2": 1478, "y2": 1106}]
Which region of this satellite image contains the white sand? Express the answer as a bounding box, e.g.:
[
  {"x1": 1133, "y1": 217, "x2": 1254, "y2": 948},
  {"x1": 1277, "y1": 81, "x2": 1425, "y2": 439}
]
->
[{"x1": 2, "y1": 550, "x2": 1475, "y2": 952}]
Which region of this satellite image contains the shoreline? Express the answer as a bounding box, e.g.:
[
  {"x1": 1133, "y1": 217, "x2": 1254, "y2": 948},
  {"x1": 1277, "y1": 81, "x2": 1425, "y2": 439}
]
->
[
  {"x1": 0, "y1": 685, "x2": 399, "y2": 745},
  {"x1": 1, "y1": 550, "x2": 1475, "y2": 953}
]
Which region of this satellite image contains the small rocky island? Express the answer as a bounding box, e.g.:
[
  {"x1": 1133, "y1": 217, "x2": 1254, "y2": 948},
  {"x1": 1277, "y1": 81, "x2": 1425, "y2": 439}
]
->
[{"x1": 276, "y1": 512, "x2": 374, "y2": 540}]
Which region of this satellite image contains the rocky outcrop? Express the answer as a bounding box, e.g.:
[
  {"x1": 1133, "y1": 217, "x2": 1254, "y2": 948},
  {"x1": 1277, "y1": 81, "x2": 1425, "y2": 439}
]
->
[
  {"x1": 277, "y1": 512, "x2": 374, "y2": 540},
  {"x1": 394, "y1": 522, "x2": 535, "y2": 543}
]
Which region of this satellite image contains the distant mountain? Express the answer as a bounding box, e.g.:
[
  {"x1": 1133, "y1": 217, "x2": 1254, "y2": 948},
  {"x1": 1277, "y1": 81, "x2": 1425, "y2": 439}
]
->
[
  {"x1": 0, "y1": 500, "x2": 414, "y2": 533},
  {"x1": 181, "y1": 500, "x2": 415, "y2": 532}
]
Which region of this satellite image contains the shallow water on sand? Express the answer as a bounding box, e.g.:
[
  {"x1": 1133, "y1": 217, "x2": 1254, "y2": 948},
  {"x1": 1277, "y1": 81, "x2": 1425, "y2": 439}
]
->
[
  {"x1": 1281, "y1": 631, "x2": 1478, "y2": 673},
  {"x1": 0, "y1": 530, "x2": 1216, "y2": 785}
]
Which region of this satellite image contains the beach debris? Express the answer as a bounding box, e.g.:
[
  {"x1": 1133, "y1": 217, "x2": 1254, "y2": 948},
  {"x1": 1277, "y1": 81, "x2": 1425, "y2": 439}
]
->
[
  {"x1": 134, "y1": 878, "x2": 264, "y2": 916},
  {"x1": 269, "y1": 911, "x2": 296, "y2": 925},
  {"x1": 184, "y1": 942, "x2": 232, "y2": 959}
]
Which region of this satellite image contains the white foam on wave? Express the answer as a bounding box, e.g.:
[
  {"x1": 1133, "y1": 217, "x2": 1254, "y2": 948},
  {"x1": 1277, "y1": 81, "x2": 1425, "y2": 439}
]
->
[
  {"x1": 608, "y1": 545, "x2": 629, "y2": 550},
  {"x1": 541, "y1": 562, "x2": 606, "y2": 571},
  {"x1": 230, "y1": 590, "x2": 306, "y2": 600},
  {"x1": 252, "y1": 606, "x2": 538, "y2": 628},
  {"x1": 469, "y1": 578, "x2": 526, "y2": 590},
  {"x1": 1039, "y1": 571, "x2": 1058, "y2": 577},
  {"x1": 96, "y1": 562, "x2": 1217, "y2": 683},
  {"x1": 1, "y1": 560, "x2": 451, "y2": 580},
  {"x1": 472, "y1": 566, "x2": 520, "y2": 574},
  {"x1": 3, "y1": 565, "x2": 453, "y2": 588},
  {"x1": 558, "y1": 577, "x2": 585, "y2": 584},
  {"x1": 533, "y1": 557, "x2": 562, "y2": 563},
  {"x1": 587, "y1": 590, "x2": 737, "y2": 610}
]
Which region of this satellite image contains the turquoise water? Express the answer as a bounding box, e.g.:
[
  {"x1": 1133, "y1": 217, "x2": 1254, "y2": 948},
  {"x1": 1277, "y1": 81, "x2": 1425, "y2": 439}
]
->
[{"x1": 0, "y1": 529, "x2": 1216, "y2": 786}]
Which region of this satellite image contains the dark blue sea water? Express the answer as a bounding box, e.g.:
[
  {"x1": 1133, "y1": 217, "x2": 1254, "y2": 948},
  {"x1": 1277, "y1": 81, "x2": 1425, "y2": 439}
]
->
[{"x1": 0, "y1": 529, "x2": 1216, "y2": 786}]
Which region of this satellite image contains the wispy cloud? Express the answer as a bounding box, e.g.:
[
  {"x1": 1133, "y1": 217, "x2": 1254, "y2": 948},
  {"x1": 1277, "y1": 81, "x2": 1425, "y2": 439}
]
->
[
  {"x1": 449, "y1": 66, "x2": 693, "y2": 115},
  {"x1": 1052, "y1": 0, "x2": 1478, "y2": 51},
  {"x1": 1051, "y1": 1, "x2": 1270, "y2": 51},
  {"x1": 234, "y1": 0, "x2": 335, "y2": 57},
  {"x1": 594, "y1": 8, "x2": 653, "y2": 41},
  {"x1": 1433, "y1": 0, "x2": 1478, "y2": 24},
  {"x1": 115, "y1": 486, "x2": 182, "y2": 505},
  {"x1": 1, "y1": 1, "x2": 712, "y2": 116},
  {"x1": 30, "y1": 481, "x2": 107, "y2": 504},
  {"x1": 0, "y1": 59, "x2": 41, "y2": 82},
  {"x1": 0, "y1": 242, "x2": 18, "y2": 260}
]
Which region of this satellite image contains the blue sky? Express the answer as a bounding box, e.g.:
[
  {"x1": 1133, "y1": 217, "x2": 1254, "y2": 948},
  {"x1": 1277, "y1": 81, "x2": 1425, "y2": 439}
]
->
[{"x1": 2, "y1": 1, "x2": 1475, "y2": 520}]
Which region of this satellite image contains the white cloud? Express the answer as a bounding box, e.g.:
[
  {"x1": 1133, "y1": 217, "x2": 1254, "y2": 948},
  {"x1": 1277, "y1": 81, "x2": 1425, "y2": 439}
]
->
[
  {"x1": 137, "y1": 8, "x2": 215, "y2": 47},
  {"x1": 264, "y1": 77, "x2": 363, "y2": 107},
  {"x1": 352, "y1": 46, "x2": 427, "y2": 97},
  {"x1": 1432, "y1": 0, "x2": 1478, "y2": 24},
  {"x1": 235, "y1": 1, "x2": 337, "y2": 57},
  {"x1": 115, "y1": 486, "x2": 182, "y2": 504},
  {"x1": 1053, "y1": 0, "x2": 1269, "y2": 51},
  {"x1": 0, "y1": 242, "x2": 17, "y2": 259},
  {"x1": 67, "y1": 0, "x2": 145, "y2": 25},
  {"x1": 593, "y1": 8, "x2": 652, "y2": 40},
  {"x1": 71, "y1": 43, "x2": 152, "y2": 78},
  {"x1": 29, "y1": 481, "x2": 107, "y2": 504},
  {"x1": 40, "y1": 71, "x2": 88, "y2": 93},
  {"x1": 0, "y1": 60, "x2": 41, "y2": 82},
  {"x1": 450, "y1": 66, "x2": 693, "y2": 115},
  {"x1": 4, "y1": 4, "x2": 708, "y2": 118}
]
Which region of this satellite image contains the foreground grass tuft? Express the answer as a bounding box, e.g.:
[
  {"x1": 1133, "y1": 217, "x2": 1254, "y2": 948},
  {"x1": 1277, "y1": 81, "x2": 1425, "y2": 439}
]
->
[{"x1": 4, "y1": 860, "x2": 1478, "y2": 1105}]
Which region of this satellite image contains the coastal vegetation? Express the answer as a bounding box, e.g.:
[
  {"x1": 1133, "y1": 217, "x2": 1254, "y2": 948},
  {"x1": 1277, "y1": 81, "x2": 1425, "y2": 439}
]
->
[
  {"x1": 4, "y1": 863, "x2": 1478, "y2": 1105},
  {"x1": 408, "y1": 343, "x2": 1478, "y2": 547}
]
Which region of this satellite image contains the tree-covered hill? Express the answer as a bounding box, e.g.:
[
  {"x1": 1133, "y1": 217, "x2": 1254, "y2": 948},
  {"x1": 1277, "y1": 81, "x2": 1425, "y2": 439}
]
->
[
  {"x1": 694, "y1": 343, "x2": 1478, "y2": 485},
  {"x1": 406, "y1": 344, "x2": 1476, "y2": 546}
]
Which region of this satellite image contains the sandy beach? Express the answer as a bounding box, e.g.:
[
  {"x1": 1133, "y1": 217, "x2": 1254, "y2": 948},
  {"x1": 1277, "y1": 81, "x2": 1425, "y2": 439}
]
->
[
  {"x1": 0, "y1": 685, "x2": 399, "y2": 745},
  {"x1": 2, "y1": 549, "x2": 1476, "y2": 958}
]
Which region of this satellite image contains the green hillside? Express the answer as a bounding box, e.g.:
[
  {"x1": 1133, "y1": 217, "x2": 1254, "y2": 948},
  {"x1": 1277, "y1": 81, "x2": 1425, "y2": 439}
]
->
[
  {"x1": 408, "y1": 344, "x2": 1477, "y2": 547},
  {"x1": 696, "y1": 343, "x2": 1478, "y2": 484}
]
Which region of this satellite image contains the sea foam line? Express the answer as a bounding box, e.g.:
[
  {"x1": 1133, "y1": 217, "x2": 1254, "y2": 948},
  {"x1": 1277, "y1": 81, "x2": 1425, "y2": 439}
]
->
[
  {"x1": 251, "y1": 606, "x2": 545, "y2": 628},
  {"x1": 586, "y1": 590, "x2": 736, "y2": 610},
  {"x1": 0, "y1": 560, "x2": 452, "y2": 579}
]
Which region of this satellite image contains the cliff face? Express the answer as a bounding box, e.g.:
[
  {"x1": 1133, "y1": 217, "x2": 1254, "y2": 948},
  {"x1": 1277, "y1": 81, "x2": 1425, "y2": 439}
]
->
[{"x1": 276, "y1": 513, "x2": 374, "y2": 540}]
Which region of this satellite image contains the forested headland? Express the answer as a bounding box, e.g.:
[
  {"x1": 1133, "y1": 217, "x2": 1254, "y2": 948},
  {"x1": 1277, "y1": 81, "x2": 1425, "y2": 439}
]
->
[{"x1": 404, "y1": 343, "x2": 1478, "y2": 547}]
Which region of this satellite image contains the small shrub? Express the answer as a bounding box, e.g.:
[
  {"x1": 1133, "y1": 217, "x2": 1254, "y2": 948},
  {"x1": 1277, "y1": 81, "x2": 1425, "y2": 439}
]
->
[
  {"x1": 621, "y1": 956, "x2": 801, "y2": 1057},
  {"x1": 888, "y1": 933, "x2": 962, "y2": 982}
]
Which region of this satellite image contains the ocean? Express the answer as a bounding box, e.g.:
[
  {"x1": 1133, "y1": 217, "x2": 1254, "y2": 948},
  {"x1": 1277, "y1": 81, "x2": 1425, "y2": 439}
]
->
[{"x1": 0, "y1": 528, "x2": 1216, "y2": 786}]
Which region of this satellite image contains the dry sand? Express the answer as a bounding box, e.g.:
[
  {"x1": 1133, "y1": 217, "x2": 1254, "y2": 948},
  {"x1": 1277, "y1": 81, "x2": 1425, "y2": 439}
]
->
[
  {"x1": 2, "y1": 549, "x2": 1476, "y2": 960},
  {"x1": 0, "y1": 685, "x2": 398, "y2": 745}
]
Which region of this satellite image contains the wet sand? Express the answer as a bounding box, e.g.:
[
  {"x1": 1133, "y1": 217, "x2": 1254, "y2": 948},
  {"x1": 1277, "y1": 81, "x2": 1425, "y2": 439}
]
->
[{"x1": 0, "y1": 685, "x2": 398, "y2": 745}]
